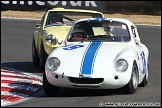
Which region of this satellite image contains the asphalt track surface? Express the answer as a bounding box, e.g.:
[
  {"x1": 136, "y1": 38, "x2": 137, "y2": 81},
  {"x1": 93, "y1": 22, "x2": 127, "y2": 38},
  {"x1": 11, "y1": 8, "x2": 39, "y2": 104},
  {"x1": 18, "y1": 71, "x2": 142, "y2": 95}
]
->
[{"x1": 1, "y1": 18, "x2": 161, "y2": 107}]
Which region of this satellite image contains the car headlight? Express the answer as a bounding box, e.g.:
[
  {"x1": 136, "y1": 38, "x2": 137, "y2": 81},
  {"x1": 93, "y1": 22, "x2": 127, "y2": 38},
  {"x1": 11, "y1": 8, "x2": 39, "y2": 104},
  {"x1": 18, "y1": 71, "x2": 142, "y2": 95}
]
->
[
  {"x1": 46, "y1": 34, "x2": 57, "y2": 45},
  {"x1": 46, "y1": 57, "x2": 60, "y2": 71},
  {"x1": 115, "y1": 59, "x2": 128, "y2": 72}
]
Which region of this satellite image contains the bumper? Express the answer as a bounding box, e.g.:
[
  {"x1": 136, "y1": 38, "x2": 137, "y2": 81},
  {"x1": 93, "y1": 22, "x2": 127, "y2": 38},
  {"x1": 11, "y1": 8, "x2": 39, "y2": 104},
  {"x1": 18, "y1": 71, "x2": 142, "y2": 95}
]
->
[{"x1": 45, "y1": 70, "x2": 131, "y2": 89}]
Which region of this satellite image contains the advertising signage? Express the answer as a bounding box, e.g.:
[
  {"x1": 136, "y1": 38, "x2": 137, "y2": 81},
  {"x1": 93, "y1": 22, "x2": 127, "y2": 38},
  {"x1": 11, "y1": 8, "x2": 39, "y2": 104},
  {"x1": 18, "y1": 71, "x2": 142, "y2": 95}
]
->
[{"x1": 1, "y1": 1, "x2": 106, "y2": 12}]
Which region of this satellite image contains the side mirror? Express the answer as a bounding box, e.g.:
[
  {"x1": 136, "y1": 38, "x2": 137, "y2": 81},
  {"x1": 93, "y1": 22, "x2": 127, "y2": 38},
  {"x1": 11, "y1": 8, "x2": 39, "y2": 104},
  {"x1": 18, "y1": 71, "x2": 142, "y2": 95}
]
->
[{"x1": 35, "y1": 23, "x2": 41, "y2": 30}]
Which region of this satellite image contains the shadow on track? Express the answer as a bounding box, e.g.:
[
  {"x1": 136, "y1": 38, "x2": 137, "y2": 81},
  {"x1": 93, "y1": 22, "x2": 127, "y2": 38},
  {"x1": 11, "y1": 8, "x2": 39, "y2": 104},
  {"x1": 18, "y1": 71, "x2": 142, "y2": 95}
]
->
[{"x1": 43, "y1": 87, "x2": 142, "y2": 97}]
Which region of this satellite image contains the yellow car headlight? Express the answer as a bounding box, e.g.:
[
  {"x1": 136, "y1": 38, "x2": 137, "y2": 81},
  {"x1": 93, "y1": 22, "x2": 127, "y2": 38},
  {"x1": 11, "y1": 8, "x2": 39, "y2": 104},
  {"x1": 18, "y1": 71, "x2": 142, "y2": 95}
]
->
[{"x1": 46, "y1": 34, "x2": 57, "y2": 45}]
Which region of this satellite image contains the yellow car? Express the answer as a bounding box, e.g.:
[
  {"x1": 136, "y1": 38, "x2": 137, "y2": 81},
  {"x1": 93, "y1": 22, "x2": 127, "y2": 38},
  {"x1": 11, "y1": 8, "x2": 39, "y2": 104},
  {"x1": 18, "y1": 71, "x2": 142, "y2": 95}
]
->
[{"x1": 32, "y1": 8, "x2": 104, "y2": 71}]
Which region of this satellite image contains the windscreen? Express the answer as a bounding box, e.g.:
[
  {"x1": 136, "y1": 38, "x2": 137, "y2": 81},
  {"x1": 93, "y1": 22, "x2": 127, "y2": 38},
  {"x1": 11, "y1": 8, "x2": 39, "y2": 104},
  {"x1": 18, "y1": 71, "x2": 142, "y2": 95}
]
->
[
  {"x1": 45, "y1": 11, "x2": 103, "y2": 26},
  {"x1": 67, "y1": 20, "x2": 130, "y2": 42}
]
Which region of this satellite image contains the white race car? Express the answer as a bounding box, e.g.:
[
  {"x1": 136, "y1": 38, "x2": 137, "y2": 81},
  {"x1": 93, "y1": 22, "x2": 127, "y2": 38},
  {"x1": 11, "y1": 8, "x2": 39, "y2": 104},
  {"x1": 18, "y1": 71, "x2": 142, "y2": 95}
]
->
[{"x1": 43, "y1": 17, "x2": 149, "y2": 96}]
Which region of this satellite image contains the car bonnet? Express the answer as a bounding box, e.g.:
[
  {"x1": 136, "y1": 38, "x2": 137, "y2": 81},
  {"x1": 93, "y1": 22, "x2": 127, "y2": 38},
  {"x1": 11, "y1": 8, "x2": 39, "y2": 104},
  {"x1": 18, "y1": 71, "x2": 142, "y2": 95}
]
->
[{"x1": 48, "y1": 41, "x2": 131, "y2": 78}]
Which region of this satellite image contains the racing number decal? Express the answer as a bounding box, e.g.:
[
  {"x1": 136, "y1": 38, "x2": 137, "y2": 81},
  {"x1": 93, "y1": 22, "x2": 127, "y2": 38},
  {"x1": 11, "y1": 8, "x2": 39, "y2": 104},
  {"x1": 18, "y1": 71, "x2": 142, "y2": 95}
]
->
[
  {"x1": 140, "y1": 51, "x2": 146, "y2": 74},
  {"x1": 62, "y1": 44, "x2": 84, "y2": 50}
]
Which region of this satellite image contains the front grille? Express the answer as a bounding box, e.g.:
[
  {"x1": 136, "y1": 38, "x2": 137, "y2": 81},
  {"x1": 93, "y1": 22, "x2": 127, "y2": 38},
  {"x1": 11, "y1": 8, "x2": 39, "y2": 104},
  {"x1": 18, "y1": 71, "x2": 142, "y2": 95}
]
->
[{"x1": 68, "y1": 77, "x2": 104, "y2": 84}]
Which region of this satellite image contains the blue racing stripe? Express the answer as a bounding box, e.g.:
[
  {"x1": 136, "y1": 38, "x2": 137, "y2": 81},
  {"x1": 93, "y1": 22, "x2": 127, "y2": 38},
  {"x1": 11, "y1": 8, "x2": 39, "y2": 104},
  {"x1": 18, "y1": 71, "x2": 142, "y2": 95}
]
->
[{"x1": 80, "y1": 41, "x2": 103, "y2": 78}]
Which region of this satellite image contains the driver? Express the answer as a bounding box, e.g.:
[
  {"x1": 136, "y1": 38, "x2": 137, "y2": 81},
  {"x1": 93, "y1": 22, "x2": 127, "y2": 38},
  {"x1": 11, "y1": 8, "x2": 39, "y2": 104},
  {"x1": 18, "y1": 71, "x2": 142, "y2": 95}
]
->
[
  {"x1": 50, "y1": 14, "x2": 63, "y2": 24},
  {"x1": 72, "y1": 33, "x2": 83, "y2": 41},
  {"x1": 70, "y1": 28, "x2": 85, "y2": 41}
]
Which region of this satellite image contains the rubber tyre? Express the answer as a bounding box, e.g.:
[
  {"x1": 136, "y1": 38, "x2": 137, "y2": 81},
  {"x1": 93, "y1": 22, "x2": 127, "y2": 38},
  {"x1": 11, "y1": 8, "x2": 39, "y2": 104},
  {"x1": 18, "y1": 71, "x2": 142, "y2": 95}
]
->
[
  {"x1": 139, "y1": 63, "x2": 149, "y2": 87},
  {"x1": 123, "y1": 62, "x2": 139, "y2": 94},
  {"x1": 32, "y1": 38, "x2": 40, "y2": 66},
  {"x1": 39, "y1": 42, "x2": 48, "y2": 72},
  {"x1": 43, "y1": 71, "x2": 60, "y2": 97}
]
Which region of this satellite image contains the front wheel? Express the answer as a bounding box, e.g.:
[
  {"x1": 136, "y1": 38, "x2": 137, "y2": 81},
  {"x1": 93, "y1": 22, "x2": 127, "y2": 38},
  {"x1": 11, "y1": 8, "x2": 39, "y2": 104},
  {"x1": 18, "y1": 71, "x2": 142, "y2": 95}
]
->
[
  {"x1": 39, "y1": 42, "x2": 48, "y2": 72},
  {"x1": 139, "y1": 63, "x2": 149, "y2": 87},
  {"x1": 123, "y1": 62, "x2": 139, "y2": 94},
  {"x1": 32, "y1": 38, "x2": 40, "y2": 66}
]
